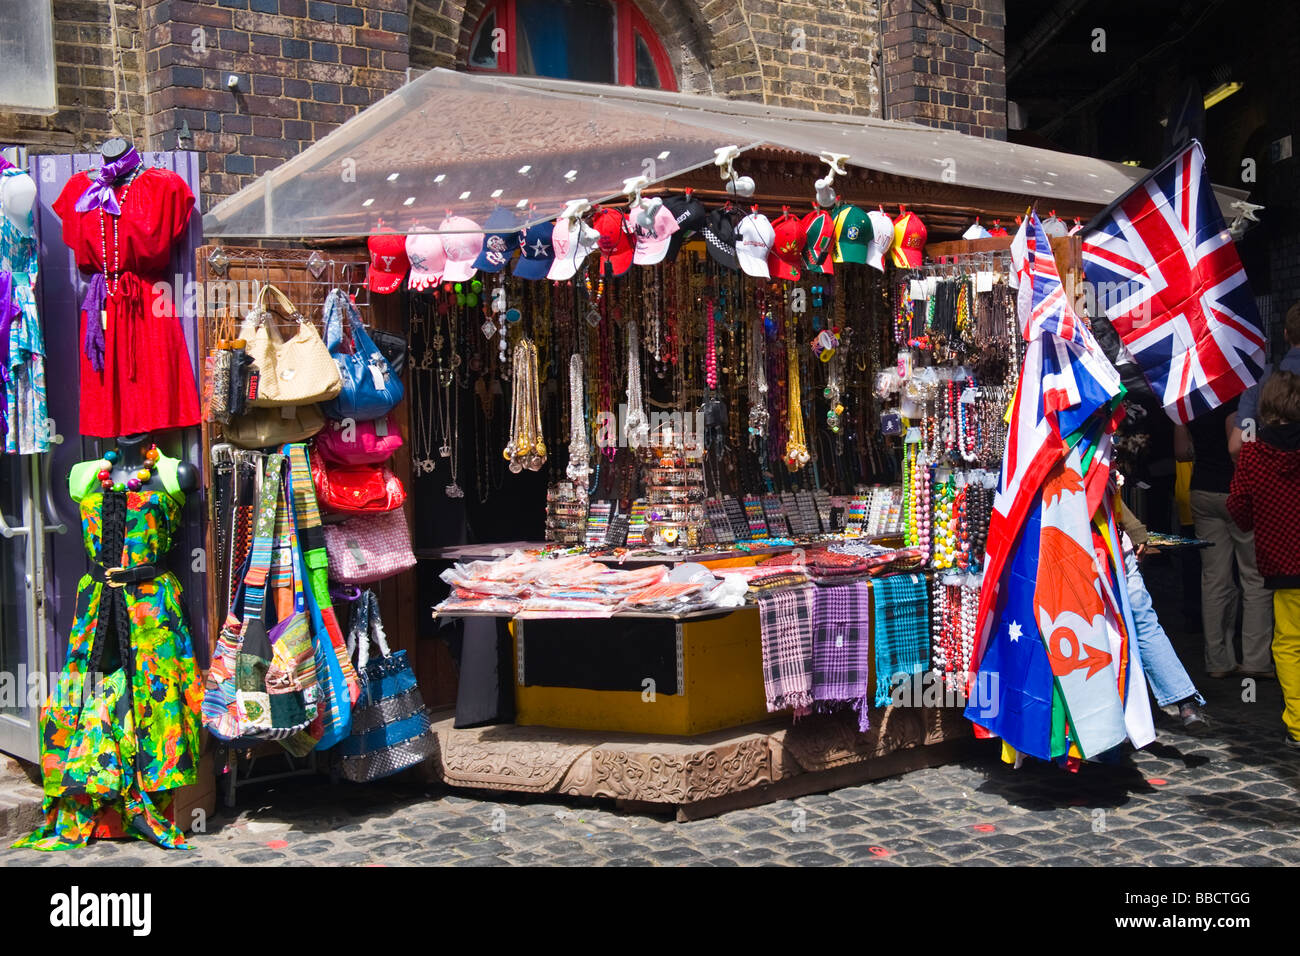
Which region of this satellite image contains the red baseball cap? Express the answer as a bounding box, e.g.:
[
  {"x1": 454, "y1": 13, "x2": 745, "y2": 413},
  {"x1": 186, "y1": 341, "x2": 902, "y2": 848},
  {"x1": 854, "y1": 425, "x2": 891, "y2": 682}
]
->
[
  {"x1": 593, "y1": 207, "x2": 634, "y2": 277},
  {"x1": 367, "y1": 230, "x2": 409, "y2": 294},
  {"x1": 800, "y1": 209, "x2": 835, "y2": 276},
  {"x1": 768, "y1": 211, "x2": 806, "y2": 281}
]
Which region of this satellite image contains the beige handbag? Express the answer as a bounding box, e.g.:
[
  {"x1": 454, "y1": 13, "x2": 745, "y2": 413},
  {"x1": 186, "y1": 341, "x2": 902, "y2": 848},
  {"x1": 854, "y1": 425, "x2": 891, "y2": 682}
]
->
[
  {"x1": 223, "y1": 404, "x2": 326, "y2": 449},
  {"x1": 242, "y1": 284, "x2": 342, "y2": 407}
]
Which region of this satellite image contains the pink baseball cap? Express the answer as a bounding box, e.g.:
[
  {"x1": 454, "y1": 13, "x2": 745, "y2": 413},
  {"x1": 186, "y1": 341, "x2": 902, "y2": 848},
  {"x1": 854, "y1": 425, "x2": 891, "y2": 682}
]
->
[
  {"x1": 406, "y1": 231, "x2": 446, "y2": 290},
  {"x1": 547, "y1": 216, "x2": 599, "y2": 281},
  {"x1": 630, "y1": 199, "x2": 680, "y2": 266},
  {"x1": 437, "y1": 216, "x2": 483, "y2": 283}
]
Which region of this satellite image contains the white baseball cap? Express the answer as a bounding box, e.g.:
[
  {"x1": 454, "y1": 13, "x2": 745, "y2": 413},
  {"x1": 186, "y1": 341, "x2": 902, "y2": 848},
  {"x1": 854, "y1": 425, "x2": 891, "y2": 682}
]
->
[
  {"x1": 438, "y1": 216, "x2": 483, "y2": 283},
  {"x1": 547, "y1": 216, "x2": 600, "y2": 281},
  {"x1": 735, "y1": 212, "x2": 775, "y2": 278},
  {"x1": 865, "y1": 209, "x2": 895, "y2": 272}
]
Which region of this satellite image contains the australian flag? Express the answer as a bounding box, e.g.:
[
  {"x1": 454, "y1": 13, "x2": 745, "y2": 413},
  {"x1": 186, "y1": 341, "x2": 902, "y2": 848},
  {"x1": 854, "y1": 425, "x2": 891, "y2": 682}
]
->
[{"x1": 1081, "y1": 140, "x2": 1265, "y2": 423}]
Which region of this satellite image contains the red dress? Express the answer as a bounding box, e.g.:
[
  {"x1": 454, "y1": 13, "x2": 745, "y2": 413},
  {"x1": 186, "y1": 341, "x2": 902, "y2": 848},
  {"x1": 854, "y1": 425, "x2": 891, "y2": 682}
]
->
[{"x1": 52, "y1": 167, "x2": 202, "y2": 438}]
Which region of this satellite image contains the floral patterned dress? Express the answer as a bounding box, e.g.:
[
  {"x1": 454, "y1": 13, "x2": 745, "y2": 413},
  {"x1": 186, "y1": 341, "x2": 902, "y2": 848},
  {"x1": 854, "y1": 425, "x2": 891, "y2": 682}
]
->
[
  {"x1": 0, "y1": 166, "x2": 49, "y2": 454},
  {"x1": 12, "y1": 453, "x2": 203, "y2": 851}
]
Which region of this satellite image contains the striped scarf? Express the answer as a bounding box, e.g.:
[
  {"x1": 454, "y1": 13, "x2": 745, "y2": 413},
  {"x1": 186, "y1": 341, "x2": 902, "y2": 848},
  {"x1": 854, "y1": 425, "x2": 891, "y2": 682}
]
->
[
  {"x1": 758, "y1": 585, "x2": 815, "y2": 715},
  {"x1": 871, "y1": 572, "x2": 931, "y2": 707}
]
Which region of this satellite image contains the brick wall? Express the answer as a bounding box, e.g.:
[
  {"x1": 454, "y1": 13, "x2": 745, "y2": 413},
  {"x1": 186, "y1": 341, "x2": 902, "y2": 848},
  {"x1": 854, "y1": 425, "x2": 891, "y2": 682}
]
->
[
  {"x1": 140, "y1": 0, "x2": 409, "y2": 201},
  {"x1": 0, "y1": 0, "x2": 1008, "y2": 208},
  {"x1": 881, "y1": 0, "x2": 1006, "y2": 139},
  {"x1": 0, "y1": 0, "x2": 148, "y2": 153}
]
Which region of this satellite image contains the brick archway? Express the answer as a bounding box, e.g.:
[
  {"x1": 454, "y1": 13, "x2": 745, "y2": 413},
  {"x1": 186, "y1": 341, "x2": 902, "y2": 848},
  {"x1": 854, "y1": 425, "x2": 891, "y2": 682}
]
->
[{"x1": 407, "y1": 0, "x2": 764, "y2": 99}]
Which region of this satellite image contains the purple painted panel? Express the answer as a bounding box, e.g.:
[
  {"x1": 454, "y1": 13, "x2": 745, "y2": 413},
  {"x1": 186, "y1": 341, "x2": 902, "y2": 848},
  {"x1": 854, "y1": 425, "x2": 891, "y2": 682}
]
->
[{"x1": 30, "y1": 151, "x2": 209, "y2": 671}]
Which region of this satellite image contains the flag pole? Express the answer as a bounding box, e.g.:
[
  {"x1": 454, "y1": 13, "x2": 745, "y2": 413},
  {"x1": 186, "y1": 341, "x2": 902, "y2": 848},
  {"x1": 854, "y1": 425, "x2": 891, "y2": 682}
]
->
[{"x1": 1079, "y1": 139, "x2": 1200, "y2": 235}]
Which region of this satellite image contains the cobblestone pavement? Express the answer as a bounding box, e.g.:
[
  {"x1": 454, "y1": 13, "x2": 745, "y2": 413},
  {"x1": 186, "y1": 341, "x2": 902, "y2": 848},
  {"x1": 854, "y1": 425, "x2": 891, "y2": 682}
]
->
[{"x1": 3, "y1": 560, "x2": 1298, "y2": 867}]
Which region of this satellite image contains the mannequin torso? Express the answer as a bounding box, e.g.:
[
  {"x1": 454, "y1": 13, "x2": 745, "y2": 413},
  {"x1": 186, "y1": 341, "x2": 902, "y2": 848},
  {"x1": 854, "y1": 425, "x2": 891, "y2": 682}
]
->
[{"x1": 0, "y1": 170, "x2": 36, "y2": 239}]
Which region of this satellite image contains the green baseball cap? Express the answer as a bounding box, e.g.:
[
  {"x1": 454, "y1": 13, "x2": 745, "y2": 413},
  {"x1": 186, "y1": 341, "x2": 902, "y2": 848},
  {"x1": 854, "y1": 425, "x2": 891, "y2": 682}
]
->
[{"x1": 832, "y1": 203, "x2": 872, "y2": 265}]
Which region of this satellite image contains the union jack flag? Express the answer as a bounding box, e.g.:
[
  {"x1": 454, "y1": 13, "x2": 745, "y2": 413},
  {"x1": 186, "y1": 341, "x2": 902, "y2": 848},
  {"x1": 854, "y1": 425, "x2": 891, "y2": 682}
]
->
[{"x1": 1081, "y1": 140, "x2": 1265, "y2": 423}]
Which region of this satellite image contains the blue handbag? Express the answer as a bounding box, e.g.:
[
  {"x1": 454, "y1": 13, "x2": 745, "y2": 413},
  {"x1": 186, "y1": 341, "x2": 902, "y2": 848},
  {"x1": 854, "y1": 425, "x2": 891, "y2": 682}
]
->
[
  {"x1": 322, "y1": 289, "x2": 404, "y2": 422},
  {"x1": 336, "y1": 590, "x2": 437, "y2": 781}
]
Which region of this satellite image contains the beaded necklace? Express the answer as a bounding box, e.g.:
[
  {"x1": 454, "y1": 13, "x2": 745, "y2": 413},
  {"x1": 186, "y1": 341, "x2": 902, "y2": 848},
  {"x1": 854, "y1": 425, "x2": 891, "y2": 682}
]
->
[
  {"x1": 98, "y1": 164, "x2": 143, "y2": 327},
  {"x1": 783, "y1": 311, "x2": 809, "y2": 472}
]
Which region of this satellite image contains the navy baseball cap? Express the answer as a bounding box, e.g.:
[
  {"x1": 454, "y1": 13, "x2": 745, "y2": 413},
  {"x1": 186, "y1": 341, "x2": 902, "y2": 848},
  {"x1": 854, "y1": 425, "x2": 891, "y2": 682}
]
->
[
  {"x1": 473, "y1": 206, "x2": 523, "y2": 273},
  {"x1": 513, "y1": 220, "x2": 556, "y2": 280}
]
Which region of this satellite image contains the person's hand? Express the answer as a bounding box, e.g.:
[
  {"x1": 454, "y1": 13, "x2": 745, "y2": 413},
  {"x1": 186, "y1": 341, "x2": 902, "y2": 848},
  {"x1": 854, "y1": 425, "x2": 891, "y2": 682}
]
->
[{"x1": 1136, "y1": 542, "x2": 1149, "y2": 560}]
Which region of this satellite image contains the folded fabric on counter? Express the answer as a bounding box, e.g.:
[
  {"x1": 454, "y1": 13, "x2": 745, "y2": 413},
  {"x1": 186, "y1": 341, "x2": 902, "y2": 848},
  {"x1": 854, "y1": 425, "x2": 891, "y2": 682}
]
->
[
  {"x1": 870, "y1": 572, "x2": 931, "y2": 707},
  {"x1": 811, "y1": 581, "x2": 872, "y2": 731},
  {"x1": 758, "y1": 585, "x2": 815, "y2": 715}
]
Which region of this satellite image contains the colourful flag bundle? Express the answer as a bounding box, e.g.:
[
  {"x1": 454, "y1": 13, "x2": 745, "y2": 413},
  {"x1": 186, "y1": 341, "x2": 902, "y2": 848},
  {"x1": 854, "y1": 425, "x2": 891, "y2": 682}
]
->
[{"x1": 966, "y1": 212, "x2": 1155, "y2": 763}]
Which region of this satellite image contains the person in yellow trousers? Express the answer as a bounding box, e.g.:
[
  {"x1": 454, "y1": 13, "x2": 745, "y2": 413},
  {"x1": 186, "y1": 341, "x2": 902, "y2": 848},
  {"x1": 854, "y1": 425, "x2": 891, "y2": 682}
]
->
[{"x1": 1227, "y1": 371, "x2": 1300, "y2": 746}]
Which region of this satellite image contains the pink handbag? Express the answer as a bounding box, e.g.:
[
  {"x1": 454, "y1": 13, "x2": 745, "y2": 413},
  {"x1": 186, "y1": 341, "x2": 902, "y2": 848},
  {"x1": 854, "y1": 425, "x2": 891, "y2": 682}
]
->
[
  {"x1": 323, "y1": 511, "x2": 417, "y2": 584},
  {"x1": 316, "y1": 413, "x2": 404, "y2": 465}
]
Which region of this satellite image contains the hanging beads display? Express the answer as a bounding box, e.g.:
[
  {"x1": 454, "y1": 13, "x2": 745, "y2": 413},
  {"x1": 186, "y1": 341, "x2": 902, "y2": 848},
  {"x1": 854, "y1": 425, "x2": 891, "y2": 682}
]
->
[
  {"x1": 504, "y1": 337, "x2": 546, "y2": 473},
  {"x1": 624, "y1": 319, "x2": 649, "y2": 449},
  {"x1": 747, "y1": 311, "x2": 769, "y2": 447},
  {"x1": 784, "y1": 315, "x2": 809, "y2": 471},
  {"x1": 930, "y1": 470, "x2": 957, "y2": 569},
  {"x1": 565, "y1": 352, "x2": 589, "y2": 491}
]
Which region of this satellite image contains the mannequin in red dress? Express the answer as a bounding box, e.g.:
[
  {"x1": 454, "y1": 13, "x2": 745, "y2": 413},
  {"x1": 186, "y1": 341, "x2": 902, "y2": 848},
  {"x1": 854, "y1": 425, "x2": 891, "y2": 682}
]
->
[{"x1": 52, "y1": 142, "x2": 202, "y2": 438}]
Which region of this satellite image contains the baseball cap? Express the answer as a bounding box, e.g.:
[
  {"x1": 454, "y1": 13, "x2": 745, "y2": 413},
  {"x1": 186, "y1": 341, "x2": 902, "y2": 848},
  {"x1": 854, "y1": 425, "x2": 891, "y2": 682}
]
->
[
  {"x1": 800, "y1": 209, "x2": 835, "y2": 275},
  {"x1": 473, "y1": 206, "x2": 523, "y2": 273},
  {"x1": 962, "y1": 219, "x2": 992, "y2": 240},
  {"x1": 438, "y1": 216, "x2": 484, "y2": 283},
  {"x1": 630, "y1": 199, "x2": 680, "y2": 266},
  {"x1": 735, "y1": 212, "x2": 776, "y2": 278},
  {"x1": 891, "y1": 209, "x2": 927, "y2": 268},
  {"x1": 367, "y1": 231, "x2": 409, "y2": 294},
  {"x1": 832, "y1": 204, "x2": 872, "y2": 265},
  {"x1": 592, "y1": 207, "x2": 634, "y2": 277},
  {"x1": 663, "y1": 193, "x2": 708, "y2": 262},
  {"x1": 1041, "y1": 213, "x2": 1069, "y2": 238},
  {"x1": 405, "y1": 231, "x2": 446, "y2": 290},
  {"x1": 701, "y1": 206, "x2": 741, "y2": 271},
  {"x1": 547, "y1": 216, "x2": 600, "y2": 281},
  {"x1": 865, "y1": 209, "x2": 895, "y2": 271},
  {"x1": 513, "y1": 220, "x2": 556, "y2": 280},
  {"x1": 768, "y1": 211, "x2": 806, "y2": 281}
]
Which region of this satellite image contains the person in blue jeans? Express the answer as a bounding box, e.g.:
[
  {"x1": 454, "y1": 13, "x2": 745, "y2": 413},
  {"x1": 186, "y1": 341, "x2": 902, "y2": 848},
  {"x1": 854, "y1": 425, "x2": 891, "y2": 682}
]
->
[{"x1": 1118, "y1": 497, "x2": 1209, "y2": 729}]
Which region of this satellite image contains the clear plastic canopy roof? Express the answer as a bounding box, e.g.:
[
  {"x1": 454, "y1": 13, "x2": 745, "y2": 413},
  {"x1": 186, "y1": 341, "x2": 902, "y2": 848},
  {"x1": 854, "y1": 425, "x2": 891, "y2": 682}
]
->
[{"x1": 204, "y1": 68, "x2": 1245, "y2": 238}]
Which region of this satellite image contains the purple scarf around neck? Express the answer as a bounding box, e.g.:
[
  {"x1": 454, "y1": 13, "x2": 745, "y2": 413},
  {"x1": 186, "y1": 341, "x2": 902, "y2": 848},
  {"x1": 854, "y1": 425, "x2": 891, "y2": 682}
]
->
[{"x1": 74, "y1": 148, "x2": 142, "y2": 216}]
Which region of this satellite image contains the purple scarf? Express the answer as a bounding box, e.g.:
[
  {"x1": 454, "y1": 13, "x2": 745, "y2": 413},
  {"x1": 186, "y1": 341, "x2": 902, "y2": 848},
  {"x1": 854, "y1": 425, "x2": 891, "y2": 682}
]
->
[
  {"x1": 0, "y1": 154, "x2": 15, "y2": 172},
  {"x1": 811, "y1": 581, "x2": 872, "y2": 731},
  {"x1": 81, "y1": 273, "x2": 108, "y2": 372},
  {"x1": 74, "y1": 148, "x2": 142, "y2": 216}
]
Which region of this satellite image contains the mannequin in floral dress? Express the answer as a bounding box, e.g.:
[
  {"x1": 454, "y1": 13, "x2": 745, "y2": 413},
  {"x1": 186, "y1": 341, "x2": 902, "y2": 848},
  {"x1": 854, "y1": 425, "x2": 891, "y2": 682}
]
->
[
  {"x1": 51, "y1": 142, "x2": 201, "y2": 437},
  {"x1": 13, "y1": 435, "x2": 203, "y2": 851}
]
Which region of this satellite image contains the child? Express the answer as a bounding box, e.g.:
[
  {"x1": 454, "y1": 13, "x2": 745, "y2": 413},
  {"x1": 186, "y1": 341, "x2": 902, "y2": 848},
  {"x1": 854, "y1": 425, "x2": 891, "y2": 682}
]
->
[{"x1": 1227, "y1": 371, "x2": 1300, "y2": 745}]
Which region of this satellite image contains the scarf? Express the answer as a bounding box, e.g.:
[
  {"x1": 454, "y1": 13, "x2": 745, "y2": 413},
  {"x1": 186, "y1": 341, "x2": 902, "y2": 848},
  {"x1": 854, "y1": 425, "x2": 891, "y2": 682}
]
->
[
  {"x1": 81, "y1": 272, "x2": 145, "y2": 374},
  {"x1": 758, "y1": 584, "x2": 815, "y2": 715},
  {"x1": 74, "y1": 148, "x2": 142, "y2": 215},
  {"x1": 871, "y1": 572, "x2": 931, "y2": 707},
  {"x1": 812, "y1": 581, "x2": 872, "y2": 730}
]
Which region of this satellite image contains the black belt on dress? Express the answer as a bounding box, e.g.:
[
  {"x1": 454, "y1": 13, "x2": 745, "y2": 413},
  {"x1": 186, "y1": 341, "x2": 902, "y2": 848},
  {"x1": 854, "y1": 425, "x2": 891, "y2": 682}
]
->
[{"x1": 90, "y1": 563, "x2": 160, "y2": 588}]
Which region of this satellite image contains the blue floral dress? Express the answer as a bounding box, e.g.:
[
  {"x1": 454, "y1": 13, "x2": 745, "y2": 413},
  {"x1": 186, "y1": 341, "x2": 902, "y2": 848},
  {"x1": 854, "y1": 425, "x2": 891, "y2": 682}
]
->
[{"x1": 0, "y1": 166, "x2": 49, "y2": 454}]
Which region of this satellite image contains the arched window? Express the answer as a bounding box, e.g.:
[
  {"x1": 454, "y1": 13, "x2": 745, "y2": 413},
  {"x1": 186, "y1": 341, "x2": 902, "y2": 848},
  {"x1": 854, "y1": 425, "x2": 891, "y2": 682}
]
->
[{"x1": 468, "y1": 0, "x2": 677, "y2": 91}]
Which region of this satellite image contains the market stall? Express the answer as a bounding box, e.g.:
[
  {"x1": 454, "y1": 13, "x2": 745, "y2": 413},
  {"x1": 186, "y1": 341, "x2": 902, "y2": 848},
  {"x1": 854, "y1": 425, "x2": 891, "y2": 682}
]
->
[{"x1": 189, "y1": 68, "x2": 1221, "y2": 816}]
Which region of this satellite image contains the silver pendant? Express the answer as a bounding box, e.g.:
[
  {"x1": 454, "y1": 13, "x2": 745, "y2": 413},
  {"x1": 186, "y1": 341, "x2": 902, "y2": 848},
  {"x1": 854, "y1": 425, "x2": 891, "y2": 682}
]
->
[
  {"x1": 439, "y1": 443, "x2": 452, "y2": 459},
  {"x1": 585, "y1": 309, "x2": 601, "y2": 327},
  {"x1": 445, "y1": 482, "x2": 464, "y2": 498}
]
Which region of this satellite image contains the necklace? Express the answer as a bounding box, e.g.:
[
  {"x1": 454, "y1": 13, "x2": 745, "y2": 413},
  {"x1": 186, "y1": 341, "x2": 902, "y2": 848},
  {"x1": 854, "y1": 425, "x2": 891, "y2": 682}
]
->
[
  {"x1": 705, "y1": 298, "x2": 718, "y2": 391},
  {"x1": 784, "y1": 314, "x2": 809, "y2": 472},
  {"x1": 97, "y1": 164, "x2": 142, "y2": 330},
  {"x1": 504, "y1": 338, "x2": 546, "y2": 472},
  {"x1": 96, "y1": 442, "x2": 159, "y2": 492},
  {"x1": 565, "y1": 352, "x2": 590, "y2": 490},
  {"x1": 625, "y1": 319, "x2": 648, "y2": 448}
]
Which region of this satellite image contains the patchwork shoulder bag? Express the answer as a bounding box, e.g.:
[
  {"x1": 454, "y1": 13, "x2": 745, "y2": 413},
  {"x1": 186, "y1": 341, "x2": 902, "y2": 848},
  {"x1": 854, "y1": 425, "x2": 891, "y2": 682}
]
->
[
  {"x1": 336, "y1": 590, "x2": 437, "y2": 782},
  {"x1": 202, "y1": 454, "x2": 321, "y2": 748}
]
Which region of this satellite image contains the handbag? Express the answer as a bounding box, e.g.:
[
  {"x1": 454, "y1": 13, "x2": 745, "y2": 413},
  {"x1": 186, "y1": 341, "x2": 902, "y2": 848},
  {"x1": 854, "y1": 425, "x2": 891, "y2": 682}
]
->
[
  {"x1": 202, "y1": 455, "x2": 322, "y2": 750},
  {"x1": 369, "y1": 328, "x2": 407, "y2": 378},
  {"x1": 311, "y1": 450, "x2": 406, "y2": 514},
  {"x1": 225, "y1": 403, "x2": 325, "y2": 449},
  {"x1": 323, "y1": 510, "x2": 417, "y2": 584},
  {"x1": 315, "y1": 412, "x2": 403, "y2": 466},
  {"x1": 242, "y1": 284, "x2": 342, "y2": 407},
  {"x1": 322, "y1": 289, "x2": 404, "y2": 422},
  {"x1": 336, "y1": 590, "x2": 436, "y2": 782},
  {"x1": 284, "y1": 444, "x2": 360, "y2": 750}
]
